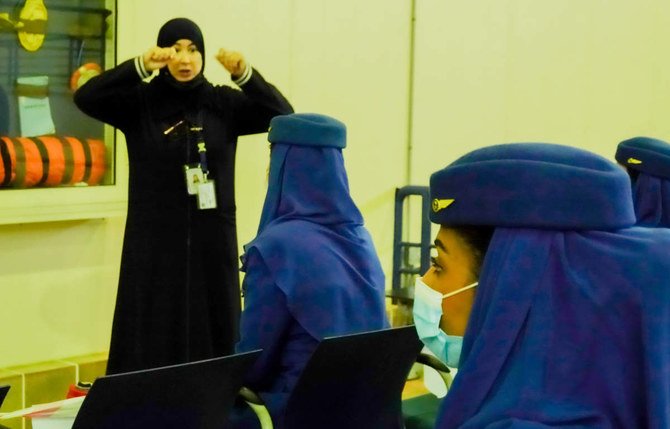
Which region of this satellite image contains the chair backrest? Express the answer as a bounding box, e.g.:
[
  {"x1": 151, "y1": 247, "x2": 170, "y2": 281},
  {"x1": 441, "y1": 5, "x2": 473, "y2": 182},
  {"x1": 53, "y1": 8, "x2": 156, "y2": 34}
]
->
[
  {"x1": 284, "y1": 325, "x2": 423, "y2": 429},
  {"x1": 71, "y1": 350, "x2": 261, "y2": 429}
]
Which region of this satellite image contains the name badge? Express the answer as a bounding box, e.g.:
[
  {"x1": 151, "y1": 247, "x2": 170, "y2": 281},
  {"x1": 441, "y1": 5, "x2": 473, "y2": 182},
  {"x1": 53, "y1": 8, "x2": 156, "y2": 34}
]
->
[
  {"x1": 197, "y1": 180, "x2": 217, "y2": 210},
  {"x1": 184, "y1": 164, "x2": 204, "y2": 195}
]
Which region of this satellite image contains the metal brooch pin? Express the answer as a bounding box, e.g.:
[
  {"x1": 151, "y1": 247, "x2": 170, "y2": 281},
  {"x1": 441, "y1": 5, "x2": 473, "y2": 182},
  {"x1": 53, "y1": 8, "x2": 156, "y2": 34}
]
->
[{"x1": 163, "y1": 119, "x2": 185, "y2": 135}]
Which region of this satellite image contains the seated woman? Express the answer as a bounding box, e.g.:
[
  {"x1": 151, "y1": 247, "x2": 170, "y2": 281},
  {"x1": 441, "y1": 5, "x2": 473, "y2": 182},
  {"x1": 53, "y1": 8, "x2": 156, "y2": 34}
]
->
[
  {"x1": 615, "y1": 136, "x2": 670, "y2": 227},
  {"x1": 415, "y1": 143, "x2": 670, "y2": 428},
  {"x1": 231, "y1": 113, "x2": 388, "y2": 428}
]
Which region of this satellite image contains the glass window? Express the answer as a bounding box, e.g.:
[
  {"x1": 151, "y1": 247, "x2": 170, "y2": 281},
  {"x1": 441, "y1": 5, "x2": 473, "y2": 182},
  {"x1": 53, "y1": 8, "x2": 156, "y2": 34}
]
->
[{"x1": 0, "y1": 0, "x2": 115, "y2": 189}]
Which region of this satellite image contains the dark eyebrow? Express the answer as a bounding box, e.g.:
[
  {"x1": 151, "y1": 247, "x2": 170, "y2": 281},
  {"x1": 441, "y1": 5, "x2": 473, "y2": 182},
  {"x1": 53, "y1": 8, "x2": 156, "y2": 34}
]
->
[
  {"x1": 174, "y1": 42, "x2": 197, "y2": 48},
  {"x1": 434, "y1": 238, "x2": 448, "y2": 253}
]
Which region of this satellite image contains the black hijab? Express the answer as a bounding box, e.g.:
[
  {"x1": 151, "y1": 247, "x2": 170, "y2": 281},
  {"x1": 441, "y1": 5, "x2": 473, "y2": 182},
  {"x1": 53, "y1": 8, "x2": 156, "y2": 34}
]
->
[
  {"x1": 148, "y1": 18, "x2": 212, "y2": 125},
  {"x1": 155, "y1": 17, "x2": 207, "y2": 90}
]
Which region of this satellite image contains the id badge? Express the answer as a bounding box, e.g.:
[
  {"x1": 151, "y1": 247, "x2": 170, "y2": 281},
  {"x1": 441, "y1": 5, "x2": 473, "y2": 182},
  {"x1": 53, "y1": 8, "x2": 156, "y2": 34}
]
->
[
  {"x1": 197, "y1": 180, "x2": 218, "y2": 210},
  {"x1": 184, "y1": 164, "x2": 204, "y2": 195}
]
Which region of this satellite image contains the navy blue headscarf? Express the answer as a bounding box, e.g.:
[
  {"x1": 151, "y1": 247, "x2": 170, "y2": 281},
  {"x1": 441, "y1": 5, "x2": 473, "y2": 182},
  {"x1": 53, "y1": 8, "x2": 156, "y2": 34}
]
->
[
  {"x1": 242, "y1": 113, "x2": 387, "y2": 338},
  {"x1": 616, "y1": 136, "x2": 670, "y2": 227},
  {"x1": 429, "y1": 143, "x2": 670, "y2": 428}
]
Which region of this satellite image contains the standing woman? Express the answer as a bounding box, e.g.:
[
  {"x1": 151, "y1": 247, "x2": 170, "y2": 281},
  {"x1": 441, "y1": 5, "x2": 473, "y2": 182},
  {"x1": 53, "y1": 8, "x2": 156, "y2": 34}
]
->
[{"x1": 74, "y1": 17, "x2": 293, "y2": 374}]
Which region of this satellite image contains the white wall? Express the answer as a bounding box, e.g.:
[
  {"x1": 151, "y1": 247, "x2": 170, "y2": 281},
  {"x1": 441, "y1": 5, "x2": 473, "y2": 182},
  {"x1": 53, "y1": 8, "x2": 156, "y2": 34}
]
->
[
  {"x1": 0, "y1": 219, "x2": 123, "y2": 367},
  {"x1": 284, "y1": 0, "x2": 412, "y2": 278},
  {"x1": 410, "y1": 0, "x2": 670, "y2": 186}
]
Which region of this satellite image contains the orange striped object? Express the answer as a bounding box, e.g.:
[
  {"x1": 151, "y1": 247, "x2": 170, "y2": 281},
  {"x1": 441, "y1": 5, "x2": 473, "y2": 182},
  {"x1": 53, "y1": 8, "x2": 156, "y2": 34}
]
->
[{"x1": 0, "y1": 136, "x2": 107, "y2": 187}]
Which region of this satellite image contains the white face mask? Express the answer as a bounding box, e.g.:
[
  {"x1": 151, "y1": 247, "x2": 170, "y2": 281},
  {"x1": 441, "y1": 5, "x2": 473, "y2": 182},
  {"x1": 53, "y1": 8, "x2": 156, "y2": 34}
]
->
[{"x1": 412, "y1": 276, "x2": 478, "y2": 367}]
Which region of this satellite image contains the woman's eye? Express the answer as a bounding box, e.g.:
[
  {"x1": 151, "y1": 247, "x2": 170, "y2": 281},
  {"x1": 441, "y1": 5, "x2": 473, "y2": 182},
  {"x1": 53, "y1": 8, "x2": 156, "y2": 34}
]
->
[{"x1": 430, "y1": 256, "x2": 443, "y2": 272}]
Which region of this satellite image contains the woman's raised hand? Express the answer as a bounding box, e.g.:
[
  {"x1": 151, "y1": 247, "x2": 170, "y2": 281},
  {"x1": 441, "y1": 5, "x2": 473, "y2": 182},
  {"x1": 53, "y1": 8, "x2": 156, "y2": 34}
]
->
[
  {"x1": 216, "y1": 48, "x2": 247, "y2": 79},
  {"x1": 142, "y1": 46, "x2": 176, "y2": 72}
]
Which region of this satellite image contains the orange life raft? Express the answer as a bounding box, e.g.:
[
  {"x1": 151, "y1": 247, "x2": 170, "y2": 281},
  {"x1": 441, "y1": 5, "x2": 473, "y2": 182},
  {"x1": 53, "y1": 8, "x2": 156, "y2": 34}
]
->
[{"x1": 0, "y1": 136, "x2": 106, "y2": 187}]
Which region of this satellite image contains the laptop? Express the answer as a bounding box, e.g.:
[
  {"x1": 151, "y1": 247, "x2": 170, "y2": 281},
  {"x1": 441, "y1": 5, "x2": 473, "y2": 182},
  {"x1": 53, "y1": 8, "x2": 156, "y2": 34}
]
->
[
  {"x1": 285, "y1": 325, "x2": 424, "y2": 428},
  {"x1": 0, "y1": 385, "x2": 9, "y2": 408},
  {"x1": 0, "y1": 385, "x2": 10, "y2": 429},
  {"x1": 71, "y1": 350, "x2": 261, "y2": 429}
]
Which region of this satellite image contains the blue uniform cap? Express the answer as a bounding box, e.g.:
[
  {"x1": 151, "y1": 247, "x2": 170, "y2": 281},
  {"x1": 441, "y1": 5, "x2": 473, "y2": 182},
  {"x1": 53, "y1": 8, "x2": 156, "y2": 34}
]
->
[
  {"x1": 268, "y1": 113, "x2": 346, "y2": 148},
  {"x1": 429, "y1": 142, "x2": 636, "y2": 230},
  {"x1": 615, "y1": 136, "x2": 670, "y2": 180}
]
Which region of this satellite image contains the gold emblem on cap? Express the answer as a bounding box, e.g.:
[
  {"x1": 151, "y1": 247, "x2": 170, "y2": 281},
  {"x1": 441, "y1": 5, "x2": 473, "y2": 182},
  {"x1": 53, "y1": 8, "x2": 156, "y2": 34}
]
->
[
  {"x1": 627, "y1": 157, "x2": 642, "y2": 165},
  {"x1": 432, "y1": 198, "x2": 454, "y2": 212}
]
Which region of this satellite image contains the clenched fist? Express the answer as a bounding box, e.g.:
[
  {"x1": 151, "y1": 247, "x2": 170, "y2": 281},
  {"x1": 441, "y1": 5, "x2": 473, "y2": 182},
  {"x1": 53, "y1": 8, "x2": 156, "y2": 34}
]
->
[
  {"x1": 215, "y1": 48, "x2": 247, "y2": 78},
  {"x1": 142, "y1": 47, "x2": 176, "y2": 72}
]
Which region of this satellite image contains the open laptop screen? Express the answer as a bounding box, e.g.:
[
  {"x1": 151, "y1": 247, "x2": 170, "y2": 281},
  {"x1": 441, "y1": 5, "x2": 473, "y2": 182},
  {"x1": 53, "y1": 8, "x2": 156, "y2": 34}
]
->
[{"x1": 71, "y1": 350, "x2": 261, "y2": 429}]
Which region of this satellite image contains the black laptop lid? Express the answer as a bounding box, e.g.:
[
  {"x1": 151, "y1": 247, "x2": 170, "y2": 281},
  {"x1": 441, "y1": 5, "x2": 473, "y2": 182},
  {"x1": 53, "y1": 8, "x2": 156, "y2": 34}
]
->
[
  {"x1": 71, "y1": 350, "x2": 261, "y2": 429},
  {"x1": 290, "y1": 324, "x2": 423, "y2": 401},
  {"x1": 285, "y1": 325, "x2": 423, "y2": 428},
  {"x1": 0, "y1": 384, "x2": 11, "y2": 429},
  {"x1": 320, "y1": 324, "x2": 421, "y2": 352},
  {"x1": 0, "y1": 385, "x2": 9, "y2": 408},
  {"x1": 0, "y1": 384, "x2": 10, "y2": 429}
]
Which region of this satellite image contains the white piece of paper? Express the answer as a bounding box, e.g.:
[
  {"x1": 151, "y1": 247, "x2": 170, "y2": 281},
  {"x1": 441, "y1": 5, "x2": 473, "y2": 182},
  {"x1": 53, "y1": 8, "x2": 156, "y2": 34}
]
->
[
  {"x1": 17, "y1": 75, "x2": 56, "y2": 136},
  {"x1": 0, "y1": 396, "x2": 84, "y2": 420},
  {"x1": 421, "y1": 346, "x2": 451, "y2": 398},
  {"x1": 31, "y1": 416, "x2": 76, "y2": 429}
]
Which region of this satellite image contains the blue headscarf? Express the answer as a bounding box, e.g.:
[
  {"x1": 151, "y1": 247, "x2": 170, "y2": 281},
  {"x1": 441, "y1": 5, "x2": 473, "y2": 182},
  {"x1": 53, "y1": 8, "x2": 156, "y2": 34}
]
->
[
  {"x1": 429, "y1": 143, "x2": 670, "y2": 428},
  {"x1": 616, "y1": 136, "x2": 670, "y2": 227},
  {"x1": 242, "y1": 113, "x2": 388, "y2": 338}
]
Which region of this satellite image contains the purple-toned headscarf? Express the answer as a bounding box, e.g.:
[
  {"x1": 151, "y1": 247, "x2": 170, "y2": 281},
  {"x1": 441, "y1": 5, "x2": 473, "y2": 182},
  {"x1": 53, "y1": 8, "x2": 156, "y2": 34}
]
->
[
  {"x1": 616, "y1": 136, "x2": 670, "y2": 227},
  {"x1": 241, "y1": 113, "x2": 388, "y2": 338},
  {"x1": 430, "y1": 143, "x2": 670, "y2": 428}
]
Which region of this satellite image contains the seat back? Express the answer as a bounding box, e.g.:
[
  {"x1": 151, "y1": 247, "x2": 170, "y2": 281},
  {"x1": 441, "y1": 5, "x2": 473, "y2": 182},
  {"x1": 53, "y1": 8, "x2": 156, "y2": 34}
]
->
[
  {"x1": 71, "y1": 350, "x2": 261, "y2": 429},
  {"x1": 284, "y1": 325, "x2": 423, "y2": 429}
]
